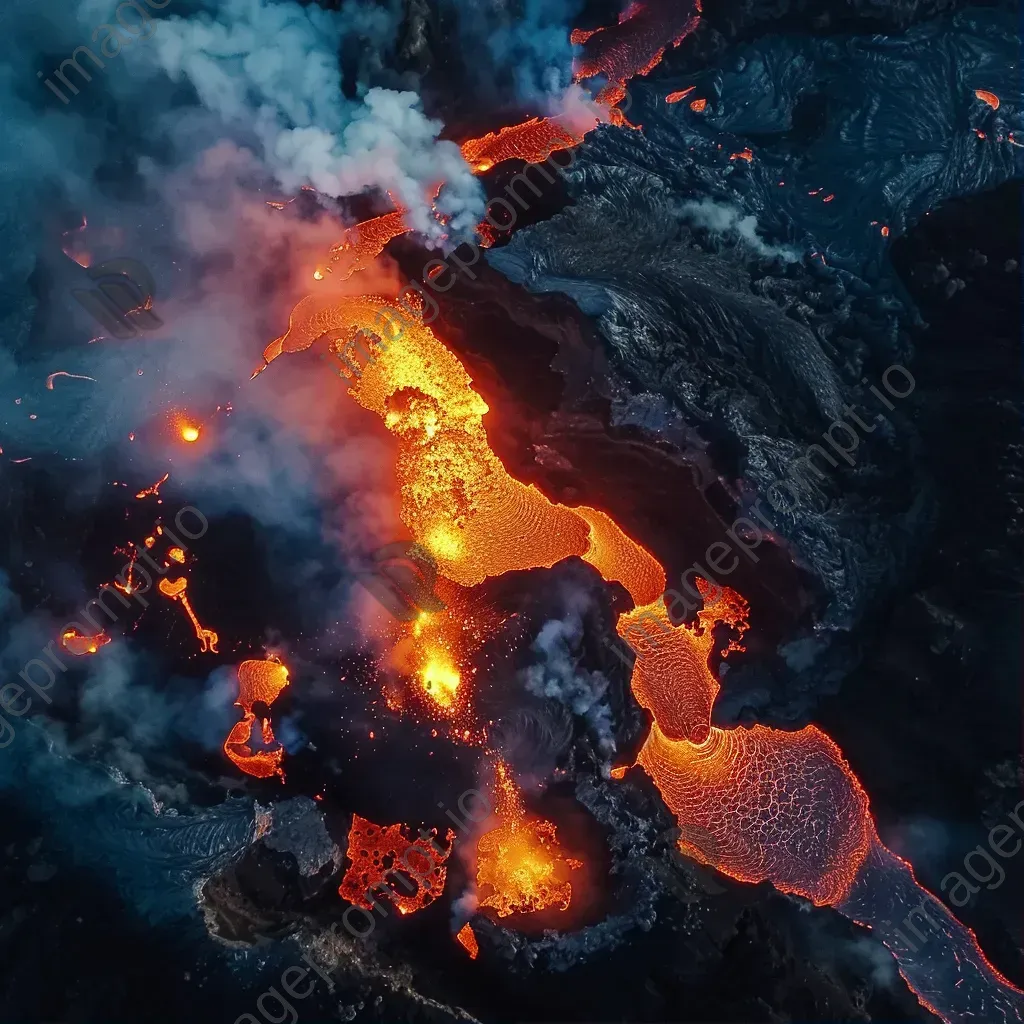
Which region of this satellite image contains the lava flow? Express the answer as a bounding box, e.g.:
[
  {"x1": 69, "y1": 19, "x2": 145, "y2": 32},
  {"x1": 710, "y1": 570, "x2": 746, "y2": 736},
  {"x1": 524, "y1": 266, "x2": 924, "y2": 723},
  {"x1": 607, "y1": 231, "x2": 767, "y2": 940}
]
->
[
  {"x1": 223, "y1": 656, "x2": 290, "y2": 780},
  {"x1": 157, "y1": 576, "x2": 219, "y2": 653},
  {"x1": 476, "y1": 760, "x2": 577, "y2": 918},
  {"x1": 458, "y1": 0, "x2": 702, "y2": 172},
  {"x1": 257, "y1": 274, "x2": 1024, "y2": 1020},
  {"x1": 339, "y1": 814, "x2": 454, "y2": 915},
  {"x1": 61, "y1": 627, "x2": 111, "y2": 656}
]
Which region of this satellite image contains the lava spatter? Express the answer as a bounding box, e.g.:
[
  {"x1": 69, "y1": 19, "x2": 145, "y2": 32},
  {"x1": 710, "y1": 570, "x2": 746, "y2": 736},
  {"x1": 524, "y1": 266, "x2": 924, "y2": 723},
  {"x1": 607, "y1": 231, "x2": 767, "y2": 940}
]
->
[
  {"x1": 476, "y1": 760, "x2": 577, "y2": 918},
  {"x1": 339, "y1": 814, "x2": 454, "y2": 915}
]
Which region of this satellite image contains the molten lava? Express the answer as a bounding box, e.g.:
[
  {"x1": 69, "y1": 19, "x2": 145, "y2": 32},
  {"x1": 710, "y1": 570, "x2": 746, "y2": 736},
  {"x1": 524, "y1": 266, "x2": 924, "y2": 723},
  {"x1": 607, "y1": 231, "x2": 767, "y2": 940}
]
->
[
  {"x1": 325, "y1": 209, "x2": 412, "y2": 280},
  {"x1": 157, "y1": 576, "x2": 219, "y2": 653},
  {"x1": 455, "y1": 922, "x2": 479, "y2": 959},
  {"x1": 666, "y1": 87, "x2": 695, "y2": 103},
  {"x1": 572, "y1": 0, "x2": 702, "y2": 107},
  {"x1": 223, "y1": 657, "x2": 290, "y2": 780},
  {"x1": 457, "y1": 1, "x2": 702, "y2": 173},
  {"x1": 61, "y1": 627, "x2": 111, "y2": 656},
  {"x1": 974, "y1": 89, "x2": 1000, "y2": 110},
  {"x1": 135, "y1": 472, "x2": 169, "y2": 499},
  {"x1": 476, "y1": 761, "x2": 576, "y2": 918},
  {"x1": 255, "y1": 53, "x2": 1023, "y2": 1015},
  {"x1": 339, "y1": 814, "x2": 454, "y2": 915}
]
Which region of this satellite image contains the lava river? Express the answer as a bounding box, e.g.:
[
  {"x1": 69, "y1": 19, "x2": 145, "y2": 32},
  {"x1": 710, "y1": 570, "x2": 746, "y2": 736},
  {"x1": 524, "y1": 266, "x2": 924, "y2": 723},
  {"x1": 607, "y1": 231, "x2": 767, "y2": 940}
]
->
[{"x1": 253, "y1": 277, "x2": 1023, "y2": 1023}]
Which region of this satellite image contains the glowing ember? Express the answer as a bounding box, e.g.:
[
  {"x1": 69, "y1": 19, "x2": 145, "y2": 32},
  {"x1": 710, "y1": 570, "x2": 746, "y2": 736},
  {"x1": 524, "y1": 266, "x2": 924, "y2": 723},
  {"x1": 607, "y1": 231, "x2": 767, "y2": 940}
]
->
[
  {"x1": 135, "y1": 472, "x2": 169, "y2": 499},
  {"x1": 181, "y1": 424, "x2": 200, "y2": 442},
  {"x1": 729, "y1": 149, "x2": 754, "y2": 162},
  {"x1": 974, "y1": 89, "x2": 1000, "y2": 110},
  {"x1": 476, "y1": 761, "x2": 576, "y2": 918},
  {"x1": 419, "y1": 651, "x2": 461, "y2": 709},
  {"x1": 223, "y1": 657, "x2": 290, "y2": 779},
  {"x1": 666, "y1": 87, "x2": 695, "y2": 103},
  {"x1": 455, "y1": 922, "x2": 479, "y2": 959},
  {"x1": 167, "y1": 546, "x2": 186, "y2": 564},
  {"x1": 157, "y1": 576, "x2": 219, "y2": 653},
  {"x1": 61, "y1": 627, "x2": 111, "y2": 657},
  {"x1": 339, "y1": 814, "x2": 453, "y2": 915},
  {"x1": 690, "y1": 97, "x2": 707, "y2": 112}
]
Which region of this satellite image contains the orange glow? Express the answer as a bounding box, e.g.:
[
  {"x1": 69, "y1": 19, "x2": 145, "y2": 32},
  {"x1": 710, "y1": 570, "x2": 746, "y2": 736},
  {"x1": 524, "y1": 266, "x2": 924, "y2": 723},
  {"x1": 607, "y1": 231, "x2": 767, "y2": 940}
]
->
[
  {"x1": 224, "y1": 657, "x2": 290, "y2": 779},
  {"x1": 181, "y1": 424, "x2": 200, "y2": 442},
  {"x1": 974, "y1": 89, "x2": 1000, "y2": 110},
  {"x1": 666, "y1": 87, "x2": 695, "y2": 103},
  {"x1": 572, "y1": 1, "x2": 702, "y2": 108},
  {"x1": 135, "y1": 472, "x2": 169, "y2": 499},
  {"x1": 455, "y1": 922, "x2": 479, "y2": 959},
  {"x1": 61, "y1": 627, "x2": 111, "y2": 657},
  {"x1": 459, "y1": 1, "x2": 702, "y2": 172},
  {"x1": 258, "y1": 102, "x2": 1018, "y2": 1009},
  {"x1": 460, "y1": 118, "x2": 589, "y2": 173},
  {"x1": 690, "y1": 98, "x2": 707, "y2": 112},
  {"x1": 339, "y1": 814, "x2": 454, "y2": 915},
  {"x1": 326, "y1": 209, "x2": 412, "y2": 279},
  {"x1": 476, "y1": 760, "x2": 577, "y2": 917},
  {"x1": 167, "y1": 546, "x2": 185, "y2": 564},
  {"x1": 730, "y1": 149, "x2": 754, "y2": 162},
  {"x1": 157, "y1": 576, "x2": 219, "y2": 653},
  {"x1": 881, "y1": 225, "x2": 890, "y2": 237}
]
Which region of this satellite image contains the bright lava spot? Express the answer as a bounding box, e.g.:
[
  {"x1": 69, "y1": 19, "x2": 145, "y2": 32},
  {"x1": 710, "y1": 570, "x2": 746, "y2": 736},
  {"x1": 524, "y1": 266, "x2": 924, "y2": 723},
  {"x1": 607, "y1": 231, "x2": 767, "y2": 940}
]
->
[
  {"x1": 61, "y1": 627, "x2": 111, "y2": 657},
  {"x1": 476, "y1": 761, "x2": 577, "y2": 918},
  {"x1": 181, "y1": 424, "x2": 200, "y2": 442},
  {"x1": 974, "y1": 88, "x2": 1000, "y2": 110}
]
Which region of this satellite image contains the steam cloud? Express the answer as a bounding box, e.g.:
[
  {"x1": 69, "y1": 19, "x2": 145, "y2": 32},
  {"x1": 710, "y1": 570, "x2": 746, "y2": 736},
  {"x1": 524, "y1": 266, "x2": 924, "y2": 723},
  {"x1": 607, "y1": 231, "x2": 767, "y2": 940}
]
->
[{"x1": 521, "y1": 590, "x2": 616, "y2": 760}]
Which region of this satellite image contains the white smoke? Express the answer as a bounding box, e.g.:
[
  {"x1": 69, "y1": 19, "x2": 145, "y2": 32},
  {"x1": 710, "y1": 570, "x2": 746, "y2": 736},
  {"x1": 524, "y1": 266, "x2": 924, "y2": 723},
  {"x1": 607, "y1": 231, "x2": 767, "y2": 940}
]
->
[
  {"x1": 521, "y1": 593, "x2": 616, "y2": 760},
  {"x1": 125, "y1": 0, "x2": 483, "y2": 237},
  {"x1": 677, "y1": 198, "x2": 800, "y2": 263}
]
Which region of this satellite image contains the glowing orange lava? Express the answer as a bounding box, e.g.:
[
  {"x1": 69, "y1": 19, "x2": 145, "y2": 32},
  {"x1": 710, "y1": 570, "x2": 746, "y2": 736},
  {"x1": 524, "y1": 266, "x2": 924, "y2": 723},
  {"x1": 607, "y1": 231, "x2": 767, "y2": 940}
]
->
[
  {"x1": 460, "y1": 118, "x2": 589, "y2": 174},
  {"x1": 455, "y1": 922, "x2": 479, "y2": 959},
  {"x1": 223, "y1": 657, "x2": 290, "y2": 779},
  {"x1": 61, "y1": 627, "x2": 111, "y2": 656},
  {"x1": 974, "y1": 89, "x2": 1000, "y2": 110},
  {"x1": 572, "y1": 0, "x2": 702, "y2": 107},
  {"x1": 135, "y1": 472, "x2": 169, "y2": 499},
  {"x1": 476, "y1": 760, "x2": 576, "y2": 918},
  {"x1": 324, "y1": 209, "x2": 413, "y2": 279},
  {"x1": 157, "y1": 576, "x2": 219, "y2": 653},
  {"x1": 181, "y1": 424, "x2": 200, "y2": 442},
  {"x1": 339, "y1": 814, "x2": 453, "y2": 915},
  {"x1": 666, "y1": 87, "x2": 695, "y2": 103},
  {"x1": 458, "y1": 1, "x2": 701, "y2": 172}
]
